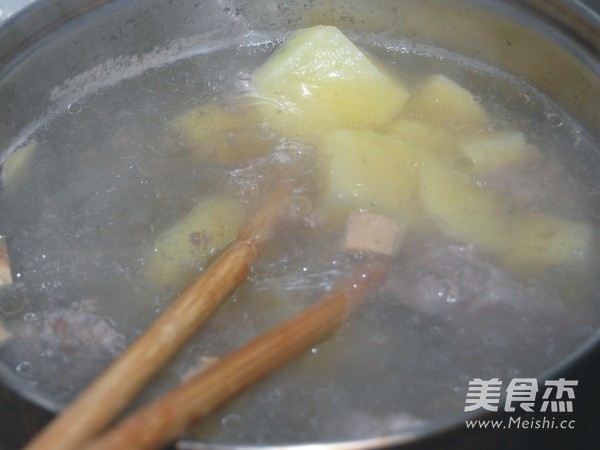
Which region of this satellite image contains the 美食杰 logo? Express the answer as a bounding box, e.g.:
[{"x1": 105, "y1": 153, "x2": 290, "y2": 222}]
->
[{"x1": 464, "y1": 378, "x2": 577, "y2": 430}]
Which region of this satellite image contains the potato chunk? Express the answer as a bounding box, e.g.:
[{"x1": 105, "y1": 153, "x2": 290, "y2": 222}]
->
[
  {"x1": 173, "y1": 97, "x2": 274, "y2": 164},
  {"x1": 460, "y1": 131, "x2": 537, "y2": 173},
  {"x1": 144, "y1": 196, "x2": 246, "y2": 290},
  {"x1": 382, "y1": 119, "x2": 459, "y2": 155},
  {"x1": 0, "y1": 319, "x2": 11, "y2": 346},
  {"x1": 419, "y1": 155, "x2": 509, "y2": 255},
  {"x1": 403, "y1": 74, "x2": 487, "y2": 132},
  {"x1": 419, "y1": 156, "x2": 593, "y2": 272},
  {"x1": 253, "y1": 25, "x2": 410, "y2": 141},
  {"x1": 321, "y1": 129, "x2": 422, "y2": 222},
  {"x1": 0, "y1": 236, "x2": 12, "y2": 287},
  {"x1": 502, "y1": 212, "x2": 593, "y2": 271},
  {"x1": 1, "y1": 140, "x2": 37, "y2": 195}
]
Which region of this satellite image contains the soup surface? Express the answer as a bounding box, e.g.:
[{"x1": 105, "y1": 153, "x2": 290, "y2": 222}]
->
[{"x1": 0, "y1": 25, "x2": 599, "y2": 444}]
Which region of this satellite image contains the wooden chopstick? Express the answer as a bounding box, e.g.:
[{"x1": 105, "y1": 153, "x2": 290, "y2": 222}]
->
[
  {"x1": 83, "y1": 261, "x2": 388, "y2": 450},
  {"x1": 24, "y1": 187, "x2": 290, "y2": 450}
]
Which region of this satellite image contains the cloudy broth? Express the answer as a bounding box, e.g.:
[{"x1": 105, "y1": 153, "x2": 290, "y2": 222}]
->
[{"x1": 0, "y1": 31, "x2": 599, "y2": 445}]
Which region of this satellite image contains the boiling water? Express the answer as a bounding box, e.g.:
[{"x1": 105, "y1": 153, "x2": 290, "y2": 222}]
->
[{"x1": 0, "y1": 32, "x2": 599, "y2": 444}]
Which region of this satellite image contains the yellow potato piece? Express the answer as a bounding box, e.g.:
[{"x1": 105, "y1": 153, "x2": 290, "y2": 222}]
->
[
  {"x1": 460, "y1": 130, "x2": 537, "y2": 173},
  {"x1": 2, "y1": 140, "x2": 37, "y2": 195},
  {"x1": 321, "y1": 129, "x2": 422, "y2": 222},
  {"x1": 0, "y1": 236, "x2": 12, "y2": 287},
  {"x1": 419, "y1": 155, "x2": 509, "y2": 255},
  {"x1": 502, "y1": 212, "x2": 593, "y2": 271},
  {"x1": 420, "y1": 155, "x2": 593, "y2": 273},
  {"x1": 253, "y1": 25, "x2": 410, "y2": 142},
  {"x1": 144, "y1": 196, "x2": 246, "y2": 290},
  {"x1": 382, "y1": 119, "x2": 459, "y2": 155},
  {"x1": 0, "y1": 318, "x2": 11, "y2": 346},
  {"x1": 403, "y1": 74, "x2": 488, "y2": 132},
  {"x1": 173, "y1": 96, "x2": 274, "y2": 164}
]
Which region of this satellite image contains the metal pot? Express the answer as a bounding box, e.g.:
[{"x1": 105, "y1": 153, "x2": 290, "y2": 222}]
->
[{"x1": 0, "y1": 1, "x2": 599, "y2": 449}]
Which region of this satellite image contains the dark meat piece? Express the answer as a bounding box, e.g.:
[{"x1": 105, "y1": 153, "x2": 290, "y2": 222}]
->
[
  {"x1": 4, "y1": 303, "x2": 125, "y2": 404},
  {"x1": 36, "y1": 307, "x2": 124, "y2": 356},
  {"x1": 383, "y1": 243, "x2": 527, "y2": 314},
  {"x1": 478, "y1": 156, "x2": 585, "y2": 215},
  {"x1": 378, "y1": 242, "x2": 592, "y2": 420}
]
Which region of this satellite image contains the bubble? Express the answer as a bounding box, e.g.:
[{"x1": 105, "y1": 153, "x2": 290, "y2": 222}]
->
[
  {"x1": 445, "y1": 294, "x2": 458, "y2": 304},
  {"x1": 571, "y1": 249, "x2": 586, "y2": 258},
  {"x1": 221, "y1": 413, "x2": 243, "y2": 429},
  {"x1": 451, "y1": 156, "x2": 475, "y2": 175},
  {"x1": 486, "y1": 118, "x2": 498, "y2": 131},
  {"x1": 508, "y1": 367, "x2": 520, "y2": 378},
  {"x1": 370, "y1": 333, "x2": 387, "y2": 344},
  {"x1": 144, "y1": 67, "x2": 157, "y2": 76},
  {"x1": 265, "y1": 41, "x2": 278, "y2": 51},
  {"x1": 311, "y1": 347, "x2": 319, "y2": 354},
  {"x1": 23, "y1": 312, "x2": 37, "y2": 322},
  {"x1": 545, "y1": 112, "x2": 563, "y2": 127},
  {"x1": 450, "y1": 119, "x2": 465, "y2": 131},
  {"x1": 41, "y1": 279, "x2": 61, "y2": 291},
  {"x1": 234, "y1": 71, "x2": 250, "y2": 81},
  {"x1": 35, "y1": 253, "x2": 47, "y2": 263},
  {"x1": 487, "y1": 290, "x2": 501, "y2": 302},
  {"x1": 67, "y1": 102, "x2": 82, "y2": 115},
  {"x1": 284, "y1": 195, "x2": 313, "y2": 220},
  {"x1": 430, "y1": 326, "x2": 443, "y2": 337},
  {"x1": 0, "y1": 295, "x2": 25, "y2": 316},
  {"x1": 459, "y1": 373, "x2": 471, "y2": 383},
  {"x1": 268, "y1": 389, "x2": 282, "y2": 402},
  {"x1": 456, "y1": 328, "x2": 469, "y2": 339},
  {"x1": 16, "y1": 361, "x2": 31, "y2": 374}
]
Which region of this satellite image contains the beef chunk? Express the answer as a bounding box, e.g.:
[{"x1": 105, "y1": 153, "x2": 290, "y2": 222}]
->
[
  {"x1": 383, "y1": 243, "x2": 527, "y2": 314},
  {"x1": 4, "y1": 303, "x2": 125, "y2": 403}
]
